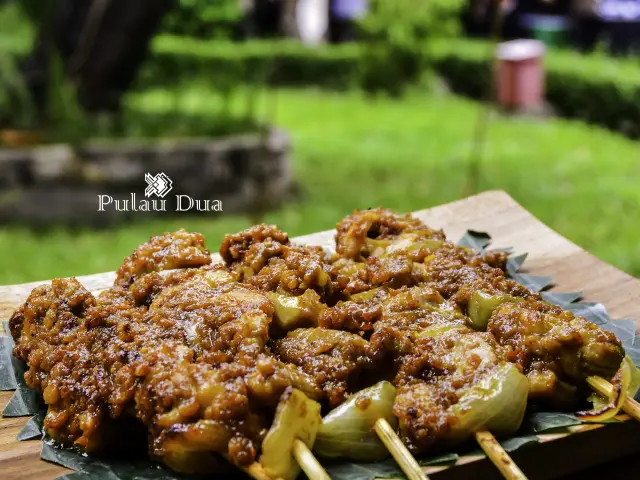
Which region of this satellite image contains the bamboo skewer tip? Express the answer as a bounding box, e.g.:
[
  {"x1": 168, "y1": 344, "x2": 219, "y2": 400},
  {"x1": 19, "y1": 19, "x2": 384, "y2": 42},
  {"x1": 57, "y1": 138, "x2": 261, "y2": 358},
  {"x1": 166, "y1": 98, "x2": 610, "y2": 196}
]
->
[
  {"x1": 374, "y1": 418, "x2": 430, "y2": 480},
  {"x1": 591, "y1": 375, "x2": 640, "y2": 423},
  {"x1": 292, "y1": 439, "x2": 332, "y2": 480},
  {"x1": 372, "y1": 417, "x2": 528, "y2": 480},
  {"x1": 242, "y1": 462, "x2": 280, "y2": 480},
  {"x1": 471, "y1": 374, "x2": 640, "y2": 480},
  {"x1": 474, "y1": 430, "x2": 528, "y2": 480},
  {"x1": 622, "y1": 396, "x2": 640, "y2": 422},
  {"x1": 586, "y1": 376, "x2": 614, "y2": 397}
]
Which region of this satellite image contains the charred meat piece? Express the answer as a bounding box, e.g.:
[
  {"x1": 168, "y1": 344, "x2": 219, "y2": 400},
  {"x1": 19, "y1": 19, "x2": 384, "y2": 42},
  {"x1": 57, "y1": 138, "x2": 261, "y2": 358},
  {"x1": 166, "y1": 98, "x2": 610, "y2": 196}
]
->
[
  {"x1": 367, "y1": 286, "x2": 467, "y2": 361},
  {"x1": 330, "y1": 254, "x2": 436, "y2": 297},
  {"x1": 122, "y1": 274, "x2": 323, "y2": 468},
  {"x1": 115, "y1": 229, "x2": 212, "y2": 287},
  {"x1": 331, "y1": 210, "x2": 516, "y2": 303},
  {"x1": 392, "y1": 328, "x2": 526, "y2": 454},
  {"x1": 331, "y1": 208, "x2": 445, "y2": 294},
  {"x1": 220, "y1": 224, "x2": 289, "y2": 266},
  {"x1": 9, "y1": 278, "x2": 115, "y2": 452},
  {"x1": 319, "y1": 287, "x2": 389, "y2": 332},
  {"x1": 10, "y1": 266, "x2": 321, "y2": 472},
  {"x1": 488, "y1": 299, "x2": 625, "y2": 407},
  {"x1": 222, "y1": 224, "x2": 337, "y2": 301},
  {"x1": 273, "y1": 328, "x2": 373, "y2": 407},
  {"x1": 244, "y1": 244, "x2": 335, "y2": 299},
  {"x1": 416, "y1": 244, "x2": 535, "y2": 312},
  {"x1": 335, "y1": 208, "x2": 445, "y2": 261}
]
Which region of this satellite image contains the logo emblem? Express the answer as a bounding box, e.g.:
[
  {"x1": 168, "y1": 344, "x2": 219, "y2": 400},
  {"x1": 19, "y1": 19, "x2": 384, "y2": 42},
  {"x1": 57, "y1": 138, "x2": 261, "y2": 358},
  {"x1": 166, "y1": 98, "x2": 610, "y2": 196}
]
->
[{"x1": 145, "y1": 173, "x2": 173, "y2": 198}]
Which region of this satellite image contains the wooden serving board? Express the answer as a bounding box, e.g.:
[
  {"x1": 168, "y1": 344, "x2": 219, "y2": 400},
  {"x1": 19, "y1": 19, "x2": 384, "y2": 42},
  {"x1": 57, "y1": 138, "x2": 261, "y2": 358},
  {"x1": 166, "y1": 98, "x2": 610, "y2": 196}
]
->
[{"x1": 1, "y1": 190, "x2": 640, "y2": 480}]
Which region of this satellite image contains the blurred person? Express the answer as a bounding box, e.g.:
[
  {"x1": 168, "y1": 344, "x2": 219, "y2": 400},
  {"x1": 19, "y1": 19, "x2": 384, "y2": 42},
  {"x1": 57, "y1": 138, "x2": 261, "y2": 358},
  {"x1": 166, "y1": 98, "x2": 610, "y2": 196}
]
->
[
  {"x1": 239, "y1": 0, "x2": 257, "y2": 37},
  {"x1": 329, "y1": 0, "x2": 368, "y2": 43},
  {"x1": 572, "y1": 0, "x2": 604, "y2": 52},
  {"x1": 597, "y1": 0, "x2": 640, "y2": 55},
  {"x1": 462, "y1": 0, "x2": 523, "y2": 39},
  {"x1": 296, "y1": 0, "x2": 329, "y2": 44},
  {"x1": 462, "y1": 0, "x2": 493, "y2": 37},
  {"x1": 253, "y1": 0, "x2": 284, "y2": 37},
  {"x1": 500, "y1": 0, "x2": 522, "y2": 38},
  {"x1": 282, "y1": 0, "x2": 299, "y2": 37}
]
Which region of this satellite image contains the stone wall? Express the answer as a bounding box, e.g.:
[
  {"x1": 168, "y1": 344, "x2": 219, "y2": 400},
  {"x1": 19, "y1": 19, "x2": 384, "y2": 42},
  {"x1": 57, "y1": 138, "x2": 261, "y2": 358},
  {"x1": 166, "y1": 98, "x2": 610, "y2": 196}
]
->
[{"x1": 0, "y1": 129, "x2": 292, "y2": 226}]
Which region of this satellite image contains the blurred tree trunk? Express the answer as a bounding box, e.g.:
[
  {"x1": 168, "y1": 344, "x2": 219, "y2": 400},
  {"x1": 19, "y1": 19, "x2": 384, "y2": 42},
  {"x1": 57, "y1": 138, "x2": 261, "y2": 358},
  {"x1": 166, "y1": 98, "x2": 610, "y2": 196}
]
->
[
  {"x1": 281, "y1": 0, "x2": 299, "y2": 37},
  {"x1": 22, "y1": 0, "x2": 176, "y2": 116}
]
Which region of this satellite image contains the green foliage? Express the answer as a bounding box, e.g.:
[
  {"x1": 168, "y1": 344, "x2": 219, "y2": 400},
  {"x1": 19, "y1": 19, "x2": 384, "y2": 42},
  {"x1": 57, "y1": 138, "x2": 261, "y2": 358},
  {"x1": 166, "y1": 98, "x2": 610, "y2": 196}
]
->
[
  {"x1": 0, "y1": 52, "x2": 37, "y2": 129},
  {"x1": 0, "y1": 2, "x2": 34, "y2": 47},
  {"x1": 2, "y1": 88, "x2": 640, "y2": 283},
  {"x1": 161, "y1": 0, "x2": 243, "y2": 39},
  {"x1": 16, "y1": 0, "x2": 54, "y2": 27},
  {"x1": 119, "y1": 80, "x2": 261, "y2": 139},
  {"x1": 0, "y1": 51, "x2": 93, "y2": 142},
  {"x1": 146, "y1": 1, "x2": 469, "y2": 97},
  {"x1": 139, "y1": 37, "x2": 361, "y2": 90},
  {"x1": 360, "y1": 0, "x2": 464, "y2": 43},
  {"x1": 45, "y1": 54, "x2": 90, "y2": 145},
  {"x1": 357, "y1": 0, "x2": 464, "y2": 95},
  {"x1": 0, "y1": 4, "x2": 87, "y2": 139},
  {"x1": 138, "y1": 36, "x2": 640, "y2": 136},
  {"x1": 427, "y1": 38, "x2": 640, "y2": 137}
]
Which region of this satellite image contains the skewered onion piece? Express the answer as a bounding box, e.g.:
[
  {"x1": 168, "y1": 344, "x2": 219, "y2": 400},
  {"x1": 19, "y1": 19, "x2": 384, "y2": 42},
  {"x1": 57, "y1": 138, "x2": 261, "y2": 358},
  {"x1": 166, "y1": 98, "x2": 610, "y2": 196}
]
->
[
  {"x1": 413, "y1": 324, "x2": 457, "y2": 339},
  {"x1": 268, "y1": 290, "x2": 326, "y2": 333},
  {"x1": 260, "y1": 388, "x2": 322, "y2": 480},
  {"x1": 467, "y1": 291, "x2": 522, "y2": 330},
  {"x1": 161, "y1": 420, "x2": 234, "y2": 474},
  {"x1": 449, "y1": 363, "x2": 529, "y2": 443},
  {"x1": 315, "y1": 381, "x2": 397, "y2": 461},
  {"x1": 201, "y1": 268, "x2": 236, "y2": 287},
  {"x1": 366, "y1": 236, "x2": 443, "y2": 259},
  {"x1": 625, "y1": 355, "x2": 640, "y2": 398},
  {"x1": 577, "y1": 359, "x2": 630, "y2": 422},
  {"x1": 350, "y1": 287, "x2": 387, "y2": 303}
]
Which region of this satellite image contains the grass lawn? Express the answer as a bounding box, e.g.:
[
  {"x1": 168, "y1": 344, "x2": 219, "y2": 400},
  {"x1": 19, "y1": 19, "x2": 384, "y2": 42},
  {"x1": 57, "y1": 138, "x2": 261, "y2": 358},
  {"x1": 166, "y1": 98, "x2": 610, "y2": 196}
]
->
[{"x1": 1, "y1": 87, "x2": 639, "y2": 284}]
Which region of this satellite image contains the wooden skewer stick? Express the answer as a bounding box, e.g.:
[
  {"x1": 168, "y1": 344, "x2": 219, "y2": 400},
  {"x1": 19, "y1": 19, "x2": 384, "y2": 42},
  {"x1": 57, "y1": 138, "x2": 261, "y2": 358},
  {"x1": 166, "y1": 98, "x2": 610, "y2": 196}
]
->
[
  {"x1": 622, "y1": 395, "x2": 640, "y2": 421},
  {"x1": 588, "y1": 376, "x2": 640, "y2": 422},
  {"x1": 374, "y1": 418, "x2": 430, "y2": 480},
  {"x1": 475, "y1": 430, "x2": 528, "y2": 480},
  {"x1": 242, "y1": 462, "x2": 282, "y2": 480},
  {"x1": 232, "y1": 441, "x2": 330, "y2": 480},
  {"x1": 292, "y1": 439, "x2": 332, "y2": 480}
]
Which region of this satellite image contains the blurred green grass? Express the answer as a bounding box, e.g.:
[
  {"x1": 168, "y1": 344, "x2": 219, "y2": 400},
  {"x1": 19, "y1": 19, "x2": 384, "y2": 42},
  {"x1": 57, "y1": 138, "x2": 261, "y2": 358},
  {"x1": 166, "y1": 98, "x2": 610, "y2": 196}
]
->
[
  {"x1": 1, "y1": 87, "x2": 639, "y2": 284},
  {"x1": 0, "y1": 3, "x2": 33, "y2": 52}
]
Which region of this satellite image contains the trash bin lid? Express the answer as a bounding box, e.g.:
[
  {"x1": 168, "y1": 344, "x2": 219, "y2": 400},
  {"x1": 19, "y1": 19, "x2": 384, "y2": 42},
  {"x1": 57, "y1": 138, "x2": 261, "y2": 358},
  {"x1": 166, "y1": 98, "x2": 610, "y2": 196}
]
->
[{"x1": 496, "y1": 39, "x2": 545, "y2": 61}]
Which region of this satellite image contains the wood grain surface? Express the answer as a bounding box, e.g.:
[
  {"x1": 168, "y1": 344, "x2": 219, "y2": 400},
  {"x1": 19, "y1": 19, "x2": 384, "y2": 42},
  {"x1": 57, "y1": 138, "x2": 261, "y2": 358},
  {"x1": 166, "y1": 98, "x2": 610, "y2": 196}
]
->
[{"x1": 1, "y1": 190, "x2": 639, "y2": 480}]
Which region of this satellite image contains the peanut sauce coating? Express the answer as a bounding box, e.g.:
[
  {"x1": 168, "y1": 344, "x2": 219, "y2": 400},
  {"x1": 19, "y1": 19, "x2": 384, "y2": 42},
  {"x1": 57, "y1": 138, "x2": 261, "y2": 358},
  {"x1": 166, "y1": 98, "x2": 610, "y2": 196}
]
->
[
  {"x1": 9, "y1": 208, "x2": 625, "y2": 471},
  {"x1": 115, "y1": 229, "x2": 212, "y2": 287},
  {"x1": 11, "y1": 231, "x2": 321, "y2": 471}
]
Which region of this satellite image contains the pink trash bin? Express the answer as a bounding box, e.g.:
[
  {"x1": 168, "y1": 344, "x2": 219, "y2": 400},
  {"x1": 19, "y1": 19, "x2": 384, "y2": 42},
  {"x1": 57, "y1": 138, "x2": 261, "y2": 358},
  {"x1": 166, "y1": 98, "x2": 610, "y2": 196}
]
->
[{"x1": 495, "y1": 40, "x2": 545, "y2": 109}]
